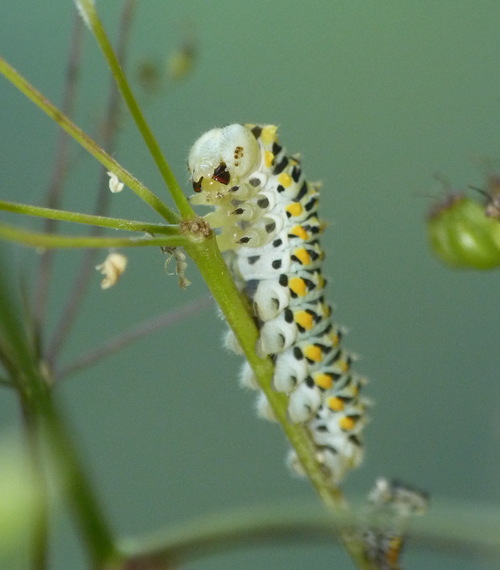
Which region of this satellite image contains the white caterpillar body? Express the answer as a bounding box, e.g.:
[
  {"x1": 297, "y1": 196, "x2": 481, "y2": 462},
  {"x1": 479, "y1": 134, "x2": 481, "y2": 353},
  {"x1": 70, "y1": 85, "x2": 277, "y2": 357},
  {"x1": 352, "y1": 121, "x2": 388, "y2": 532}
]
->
[{"x1": 188, "y1": 123, "x2": 368, "y2": 483}]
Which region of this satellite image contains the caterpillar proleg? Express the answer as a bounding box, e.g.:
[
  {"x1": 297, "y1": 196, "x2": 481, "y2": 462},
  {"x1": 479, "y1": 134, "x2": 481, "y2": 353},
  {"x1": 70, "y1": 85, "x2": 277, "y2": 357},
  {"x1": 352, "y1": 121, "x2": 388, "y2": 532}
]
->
[{"x1": 189, "y1": 123, "x2": 369, "y2": 483}]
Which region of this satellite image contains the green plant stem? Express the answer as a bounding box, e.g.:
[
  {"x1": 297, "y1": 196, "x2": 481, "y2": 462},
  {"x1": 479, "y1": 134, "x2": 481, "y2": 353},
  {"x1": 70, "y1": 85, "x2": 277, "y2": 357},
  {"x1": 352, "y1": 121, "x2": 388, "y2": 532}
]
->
[
  {"x1": 119, "y1": 501, "x2": 354, "y2": 568},
  {"x1": 118, "y1": 499, "x2": 500, "y2": 568},
  {"x1": 44, "y1": 0, "x2": 140, "y2": 371},
  {"x1": 77, "y1": 0, "x2": 195, "y2": 221},
  {"x1": 35, "y1": 388, "x2": 119, "y2": 567},
  {"x1": 0, "y1": 221, "x2": 188, "y2": 249},
  {"x1": 0, "y1": 267, "x2": 118, "y2": 568},
  {"x1": 35, "y1": 12, "x2": 85, "y2": 335},
  {"x1": 186, "y1": 235, "x2": 374, "y2": 569},
  {"x1": 0, "y1": 57, "x2": 179, "y2": 225},
  {"x1": 29, "y1": 380, "x2": 117, "y2": 568},
  {"x1": 0, "y1": 200, "x2": 178, "y2": 235},
  {"x1": 20, "y1": 396, "x2": 49, "y2": 570},
  {"x1": 1, "y1": 14, "x2": 370, "y2": 567},
  {"x1": 0, "y1": 376, "x2": 13, "y2": 387}
]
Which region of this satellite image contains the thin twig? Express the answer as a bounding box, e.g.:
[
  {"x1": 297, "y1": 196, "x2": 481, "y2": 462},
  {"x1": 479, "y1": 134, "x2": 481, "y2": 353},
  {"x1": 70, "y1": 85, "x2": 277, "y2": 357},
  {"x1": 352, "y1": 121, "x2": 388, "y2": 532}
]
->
[
  {"x1": 47, "y1": 0, "x2": 138, "y2": 369},
  {"x1": 0, "y1": 58, "x2": 178, "y2": 224},
  {"x1": 0, "y1": 200, "x2": 179, "y2": 234},
  {"x1": 0, "y1": 222, "x2": 187, "y2": 249},
  {"x1": 34, "y1": 14, "x2": 84, "y2": 333},
  {"x1": 57, "y1": 294, "x2": 213, "y2": 380},
  {"x1": 77, "y1": 0, "x2": 195, "y2": 220}
]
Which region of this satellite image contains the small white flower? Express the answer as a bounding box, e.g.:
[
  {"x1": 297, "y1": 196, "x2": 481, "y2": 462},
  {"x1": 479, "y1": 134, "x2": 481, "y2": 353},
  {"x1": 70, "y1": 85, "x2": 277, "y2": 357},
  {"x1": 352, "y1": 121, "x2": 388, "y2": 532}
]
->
[
  {"x1": 107, "y1": 171, "x2": 124, "y2": 193},
  {"x1": 96, "y1": 252, "x2": 128, "y2": 289}
]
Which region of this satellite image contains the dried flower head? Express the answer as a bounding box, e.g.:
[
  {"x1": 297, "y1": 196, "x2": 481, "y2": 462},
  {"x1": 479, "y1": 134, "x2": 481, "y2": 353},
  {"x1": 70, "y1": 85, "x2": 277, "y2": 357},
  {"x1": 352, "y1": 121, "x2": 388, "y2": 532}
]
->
[
  {"x1": 96, "y1": 252, "x2": 128, "y2": 289},
  {"x1": 107, "y1": 171, "x2": 124, "y2": 193}
]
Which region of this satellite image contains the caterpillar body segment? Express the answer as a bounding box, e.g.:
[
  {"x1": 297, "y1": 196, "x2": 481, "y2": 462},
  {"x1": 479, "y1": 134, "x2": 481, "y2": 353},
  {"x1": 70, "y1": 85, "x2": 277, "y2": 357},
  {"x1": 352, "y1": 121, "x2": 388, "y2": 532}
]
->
[{"x1": 188, "y1": 123, "x2": 368, "y2": 483}]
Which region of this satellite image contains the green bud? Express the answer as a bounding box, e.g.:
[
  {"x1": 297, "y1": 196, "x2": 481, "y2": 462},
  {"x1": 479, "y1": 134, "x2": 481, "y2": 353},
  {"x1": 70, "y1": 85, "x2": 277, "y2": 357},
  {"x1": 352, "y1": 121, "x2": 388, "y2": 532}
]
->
[
  {"x1": 0, "y1": 436, "x2": 43, "y2": 564},
  {"x1": 427, "y1": 194, "x2": 500, "y2": 270}
]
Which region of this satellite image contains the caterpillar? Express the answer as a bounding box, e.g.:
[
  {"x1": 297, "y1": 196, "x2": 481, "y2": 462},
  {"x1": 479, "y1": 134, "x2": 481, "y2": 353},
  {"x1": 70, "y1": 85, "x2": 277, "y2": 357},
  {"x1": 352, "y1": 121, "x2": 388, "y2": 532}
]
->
[{"x1": 188, "y1": 123, "x2": 368, "y2": 483}]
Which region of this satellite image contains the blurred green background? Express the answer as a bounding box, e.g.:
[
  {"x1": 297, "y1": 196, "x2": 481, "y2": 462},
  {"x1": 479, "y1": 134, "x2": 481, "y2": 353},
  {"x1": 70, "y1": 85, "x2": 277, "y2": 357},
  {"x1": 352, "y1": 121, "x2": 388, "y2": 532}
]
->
[{"x1": 1, "y1": 1, "x2": 500, "y2": 568}]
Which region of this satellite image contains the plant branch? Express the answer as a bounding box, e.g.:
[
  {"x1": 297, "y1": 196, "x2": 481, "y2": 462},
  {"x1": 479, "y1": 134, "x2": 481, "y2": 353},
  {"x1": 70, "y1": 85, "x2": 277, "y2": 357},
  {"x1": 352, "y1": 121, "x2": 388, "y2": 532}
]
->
[
  {"x1": 0, "y1": 57, "x2": 179, "y2": 224},
  {"x1": 0, "y1": 260, "x2": 118, "y2": 568},
  {"x1": 36, "y1": 13, "x2": 85, "y2": 330},
  {"x1": 46, "y1": 0, "x2": 140, "y2": 374},
  {"x1": 20, "y1": 396, "x2": 49, "y2": 570},
  {"x1": 120, "y1": 501, "x2": 351, "y2": 568},
  {"x1": 76, "y1": 0, "x2": 196, "y2": 221},
  {"x1": 0, "y1": 200, "x2": 179, "y2": 235},
  {"x1": 118, "y1": 499, "x2": 500, "y2": 568},
  {"x1": 36, "y1": 390, "x2": 119, "y2": 567},
  {"x1": 185, "y1": 236, "x2": 374, "y2": 569},
  {"x1": 57, "y1": 294, "x2": 213, "y2": 381},
  {"x1": 0, "y1": 221, "x2": 188, "y2": 249}
]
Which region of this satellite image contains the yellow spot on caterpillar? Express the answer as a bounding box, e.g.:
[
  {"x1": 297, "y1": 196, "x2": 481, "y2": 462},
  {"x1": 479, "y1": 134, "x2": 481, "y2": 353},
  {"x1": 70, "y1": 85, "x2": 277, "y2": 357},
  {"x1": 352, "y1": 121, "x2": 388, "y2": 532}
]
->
[
  {"x1": 278, "y1": 172, "x2": 292, "y2": 187},
  {"x1": 339, "y1": 358, "x2": 351, "y2": 373},
  {"x1": 304, "y1": 344, "x2": 323, "y2": 363},
  {"x1": 314, "y1": 373, "x2": 333, "y2": 390},
  {"x1": 264, "y1": 150, "x2": 274, "y2": 168},
  {"x1": 261, "y1": 125, "x2": 278, "y2": 144},
  {"x1": 289, "y1": 225, "x2": 309, "y2": 240},
  {"x1": 285, "y1": 202, "x2": 303, "y2": 217},
  {"x1": 294, "y1": 310, "x2": 314, "y2": 330},
  {"x1": 317, "y1": 303, "x2": 332, "y2": 320},
  {"x1": 327, "y1": 396, "x2": 345, "y2": 412},
  {"x1": 293, "y1": 247, "x2": 311, "y2": 265},
  {"x1": 339, "y1": 416, "x2": 356, "y2": 431},
  {"x1": 330, "y1": 330, "x2": 340, "y2": 346},
  {"x1": 289, "y1": 277, "x2": 307, "y2": 296}
]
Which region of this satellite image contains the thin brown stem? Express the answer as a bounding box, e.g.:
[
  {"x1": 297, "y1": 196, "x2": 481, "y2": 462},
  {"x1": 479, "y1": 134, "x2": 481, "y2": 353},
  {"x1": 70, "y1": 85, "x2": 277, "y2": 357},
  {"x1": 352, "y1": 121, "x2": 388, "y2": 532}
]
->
[
  {"x1": 46, "y1": 0, "x2": 137, "y2": 370},
  {"x1": 56, "y1": 294, "x2": 213, "y2": 381},
  {"x1": 34, "y1": 14, "x2": 85, "y2": 336}
]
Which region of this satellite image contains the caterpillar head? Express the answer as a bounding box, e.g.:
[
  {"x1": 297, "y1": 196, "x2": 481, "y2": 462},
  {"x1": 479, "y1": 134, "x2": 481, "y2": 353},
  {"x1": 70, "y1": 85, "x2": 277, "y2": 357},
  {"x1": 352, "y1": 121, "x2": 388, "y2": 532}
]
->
[{"x1": 188, "y1": 124, "x2": 260, "y2": 201}]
